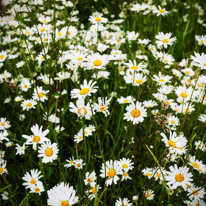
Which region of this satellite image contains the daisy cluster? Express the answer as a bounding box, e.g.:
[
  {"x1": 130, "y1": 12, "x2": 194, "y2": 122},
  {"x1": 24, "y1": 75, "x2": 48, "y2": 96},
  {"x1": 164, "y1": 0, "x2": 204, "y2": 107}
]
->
[{"x1": 0, "y1": 0, "x2": 206, "y2": 205}]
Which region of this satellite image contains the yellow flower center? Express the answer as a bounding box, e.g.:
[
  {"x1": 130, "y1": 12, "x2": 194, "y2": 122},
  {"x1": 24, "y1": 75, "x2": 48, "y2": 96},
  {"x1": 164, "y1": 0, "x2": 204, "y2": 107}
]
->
[
  {"x1": 131, "y1": 109, "x2": 141, "y2": 118},
  {"x1": 93, "y1": 59, "x2": 102, "y2": 66},
  {"x1": 30, "y1": 178, "x2": 36, "y2": 184},
  {"x1": 61, "y1": 200, "x2": 69, "y2": 206},
  {"x1": 0, "y1": 55, "x2": 5, "y2": 59},
  {"x1": 45, "y1": 148, "x2": 53, "y2": 157},
  {"x1": 203, "y1": 63, "x2": 206, "y2": 67},
  {"x1": 193, "y1": 190, "x2": 199, "y2": 196},
  {"x1": 38, "y1": 92, "x2": 44, "y2": 98},
  {"x1": 57, "y1": 32, "x2": 62, "y2": 36},
  {"x1": 122, "y1": 164, "x2": 128, "y2": 168},
  {"x1": 0, "y1": 167, "x2": 4, "y2": 173},
  {"x1": 159, "y1": 79, "x2": 165, "y2": 82},
  {"x1": 159, "y1": 9, "x2": 165, "y2": 13},
  {"x1": 156, "y1": 173, "x2": 161, "y2": 178},
  {"x1": 33, "y1": 136, "x2": 40, "y2": 142},
  {"x1": 200, "y1": 40, "x2": 205, "y2": 43},
  {"x1": 25, "y1": 31, "x2": 30, "y2": 34},
  {"x1": 1, "y1": 122, "x2": 5, "y2": 126},
  {"x1": 197, "y1": 83, "x2": 202, "y2": 87},
  {"x1": 170, "y1": 120, "x2": 175, "y2": 124},
  {"x1": 91, "y1": 187, "x2": 96, "y2": 194},
  {"x1": 43, "y1": 19, "x2": 47, "y2": 23},
  {"x1": 107, "y1": 169, "x2": 116, "y2": 178},
  {"x1": 35, "y1": 188, "x2": 40, "y2": 192},
  {"x1": 162, "y1": 39, "x2": 169, "y2": 43},
  {"x1": 123, "y1": 172, "x2": 128, "y2": 177},
  {"x1": 100, "y1": 105, "x2": 106, "y2": 111},
  {"x1": 192, "y1": 162, "x2": 199, "y2": 168},
  {"x1": 44, "y1": 38, "x2": 48, "y2": 41},
  {"x1": 40, "y1": 28, "x2": 46, "y2": 32},
  {"x1": 168, "y1": 140, "x2": 176, "y2": 148},
  {"x1": 136, "y1": 79, "x2": 142, "y2": 84},
  {"x1": 26, "y1": 102, "x2": 32, "y2": 107},
  {"x1": 175, "y1": 174, "x2": 184, "y2": 182},
  {"x1": 131, "y1": 65, "x2": 138, "y2": 70},
  {"x1": 147, "y1": 193, "x2": 151, "y2": 197},
  {"x1": 41, "y1": 57, "x2": 45, "y2": 60},
  {"x1": 79, "y1": 88, "x2": 89, "y2": 95},
  {"x1": 78, "y1": 108, "x2": 87, "y2": 115},
  {"x1": 123, "y1": 99, "x2": 129, "y2": 103},
  {"x1": 180, "y1": 92, "x2": 188, "y2": 98},
  {"x1": 76, "y1": 163, "x2": 81, "y2": 168},
  {"x1": 146, "y1": 172, "x2": 151, "y2": 176},
  {"x1": 68, "y1": 31, "x2": 71, "y2": 35},
  {"x1": 77, "y1": 57, "x2": 83, "y2": 61},
  {"x1": 95, "y1": 17, "x2": 102, "y2": 22},
  {"x1": 185, "y1": 71, "x2": 190, "y2": 75}
]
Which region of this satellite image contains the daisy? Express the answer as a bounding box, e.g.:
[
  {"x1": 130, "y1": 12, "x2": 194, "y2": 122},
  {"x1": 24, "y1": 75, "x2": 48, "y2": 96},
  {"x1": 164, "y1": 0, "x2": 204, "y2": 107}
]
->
[
  {"x1": 74, "y1": 159, "x2": 85, "y2": 170},
  {"x1": 38, "y1": 141, "x2": 59, "y2": 163},
  {"x1": 160, "y1": 131, "x2": 188, "y2": 155},
  {"x1": 153, "y1": 72, "x2": 172, "y2": 85},
  {"x1": 65, "y1": 156, "x2": 75, "y2": 168},
  {"x1": 71, "y1": 80, "x2": 97, "y2": 99},
  {"x1": 187, "y1": 186, "x2": 205, "y2": 201},
  {"x1": 117, "y1": 96, "x2": 134, "y2": 104},
  {"x1": 142, "y1": 168, "x2": 154, "y2": 179},
  {"x1": 0, "y1": 130, "x2": 9, "y2": 142},
  {"x1": 144, "y1": 189, "x2": 155, "y2": 200},
  {"x1": 86, "y1": 53, "x2": 109, "y2": 69},
  {"x1": 188, "y1": 156, "x2": 206, "y2": 174},
  {"x1": 87, "y1": 185, "x2": 101, "y2": 200},
  {"x1": 47, "y1": 182, "x2": 79, "y2": 206},
  {"x1": 44, "y1": 113, "x2": 60, "y2": 124},
  {"x1": 22, "y1": 124, "x2": 49, "y2": 150},
  {"x1": 143, "y1": 100, "x2": 158, "y2": 108},
  {"x1": 69, "y1": 98, "x2": 93, "y2": 120},
  {"x1": 32, "y1": 86, "x2": 48, "y2": 102},
  {"x1": 20, "y1": 78, "x2": 32, "y2": 92},
  {"x1": 133, "y1": 73, "x2": 147, "y2": 86},
  {"x1": 154, "y1": 6, "x2": 169, "y2": 16},
  {"x1": 198, "y1": 114, "x2": 206, "y2": 123},
  {"x1": 22, "y1": 169, "x2": 43, "y2": 189},
  {"x1": 182, "y1": 67, "x2": 195, "y2": 76},
  {"x1": 155, "y1": 32, "x2": 176, "y2": 48},
  {"x1": 195, "y1": 140, "x2": 206, "y2": 151},
  {"x1": 126, "y1": 31, "x2": 139, "y2": 41},
  {"x1": 89, "y1": 14, "x2": 108, "y2": 24},
  {"x1": 165, "y1": 165, "x2": 193, "y2": 190},
  {"x1": 84, "y1": 171, "x2": 97, "y2": 186},
  {"x1": 175, "y1": 85, "x2": 193, "y2": 103},
  {"x1": 0, "y1": 161, "x2": 8, "y2": 175},
  {"x1": 38, "y1": 74, "x2": 54, "y2": 85},
  {"x1": 195, "y1": 35, "x2": 206, "y2": 46},
  {"x1": 29, "y1": 181, "x2": 45, "y2": 195},
  {"x1": 15, "y1": 143, "x2": 27, "y2": 155},
  {"x1": 66, "y1": 26, "x2": 78, "y2": 39},
  {"x1": 121, "y1": 171, "x2": 132, "y2": 181},
  {"x1": 100, "y1": 160, "x2": 123, "y2": 186},
  {"x1": 115, "y1": 197, "x2": 132, "y2": 206},
  {"x1": 0, "y1": 51, "x2": 7, "y2": 62},
  {"x1": 118, "y1": 158, "x2": 134, "y2": 172},
  {"x1": 123, "y1": 101, "x2": 147, "y2": 125},
  {"x1": 124, "y1": 60, "x2": 146, "y2": 72},
  {"x1": 21, "y1": 99, "x2": 37, "y2": 111},
  {"x1": 93, "y1": 97, "x2": 112, "y2": 117},
  {"x1": 191, "y1": 52, "x2": 206, "y2": 70},
  {"x1": 0, "y1": 117, "x2": 10, "y2": 130},
  {"x1": 73, "y1": 130, "x2": 84, "y2": 143},
  {"x1": 166, "y1": 115, "x2": 179, "y2": 130}
]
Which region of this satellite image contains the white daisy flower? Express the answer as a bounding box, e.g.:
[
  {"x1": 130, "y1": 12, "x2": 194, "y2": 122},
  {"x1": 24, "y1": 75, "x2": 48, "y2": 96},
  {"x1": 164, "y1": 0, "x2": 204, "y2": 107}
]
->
[
  {"x1": 155, "y1": 32, "x2": 176, "y2": 48},
  {"x1": 165, "y1": 165, "x2": 193, "y2": 190},
  {"x1": 100, "y1": 160, "x2": 123, "y2": 186},
  {"x1": 123, "y1": 101, "x2": 147, "y2": 125},
  {"x1": 47, "y1": 182, "x2": 79, "y2": 206}
]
